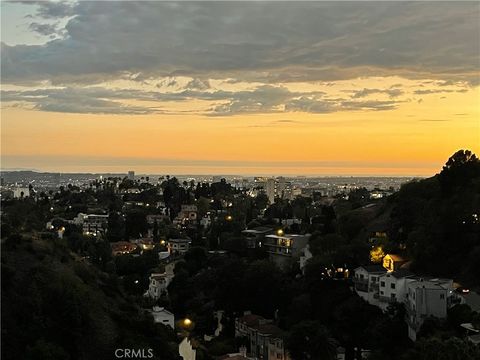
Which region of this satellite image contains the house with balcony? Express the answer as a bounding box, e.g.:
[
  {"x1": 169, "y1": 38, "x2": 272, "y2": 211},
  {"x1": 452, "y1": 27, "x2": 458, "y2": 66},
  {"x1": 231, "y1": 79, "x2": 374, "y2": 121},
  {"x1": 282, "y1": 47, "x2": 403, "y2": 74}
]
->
[
  {"x1": 353, "y1": 265, "x2": 387, "y2": 307},
  {"x1": 377, "y1": 269, "x2": 416, "y2": 310},
  {"x1": 404, "y1": 279, "x2": 458, "y2": 341},
  {"x1": 354, "y1": 264, "x2": 464, "y2": 341},
  {"x1": 73, "y1": 213, "x2": 109, "y2": 235},
  {"x1": 146, "y1": 272, "x2": 174, "y2": 299},
  {"x1": 263, "y1": 234, "x2": 310, "y2": 269}
]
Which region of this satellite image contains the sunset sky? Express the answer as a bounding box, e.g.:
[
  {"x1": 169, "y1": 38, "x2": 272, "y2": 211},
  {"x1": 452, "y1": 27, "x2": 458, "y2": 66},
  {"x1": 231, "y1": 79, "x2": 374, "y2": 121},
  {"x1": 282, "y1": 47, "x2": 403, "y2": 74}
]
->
[{"x1": 1, "y1": 1, "x2": 479, "y2": 176}]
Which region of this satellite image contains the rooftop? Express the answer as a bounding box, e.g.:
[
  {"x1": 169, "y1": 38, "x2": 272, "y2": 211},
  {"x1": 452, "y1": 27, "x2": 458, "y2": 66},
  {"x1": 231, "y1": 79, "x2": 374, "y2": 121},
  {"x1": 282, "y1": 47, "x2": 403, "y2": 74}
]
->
[
  {"x1": 356, "y1": 265, "x2": 387, "y2": 273},
  {"x1": 390, "y1": 269, "x2": 415, "y2": 279},
  {"x1": 168, "y1": 238, "x2": 191, "y2": 244}
]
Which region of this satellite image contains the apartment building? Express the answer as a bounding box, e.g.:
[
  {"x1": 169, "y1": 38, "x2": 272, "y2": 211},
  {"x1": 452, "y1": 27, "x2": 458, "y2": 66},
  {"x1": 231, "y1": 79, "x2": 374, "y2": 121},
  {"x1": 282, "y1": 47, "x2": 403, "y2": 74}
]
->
[
  {"x1": 263, "y1": 234, "x2": 310, "y2": 269},
  {"x1": 235, "y1": 312, "x2": 290, "y2": 360}
]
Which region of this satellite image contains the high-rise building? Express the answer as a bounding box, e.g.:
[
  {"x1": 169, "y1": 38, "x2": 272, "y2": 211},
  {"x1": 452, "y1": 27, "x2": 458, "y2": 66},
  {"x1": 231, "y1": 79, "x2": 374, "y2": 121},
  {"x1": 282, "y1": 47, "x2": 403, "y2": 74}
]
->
[
  {"x1": 128, "y1": 171, "x2": 135, "y2": 181},
  {"x1": 266, "y1": 178, "x2": 275, "y2": 204},
  {"x1": 276, "y1": 176, "x2": 286, "y2": 198}
]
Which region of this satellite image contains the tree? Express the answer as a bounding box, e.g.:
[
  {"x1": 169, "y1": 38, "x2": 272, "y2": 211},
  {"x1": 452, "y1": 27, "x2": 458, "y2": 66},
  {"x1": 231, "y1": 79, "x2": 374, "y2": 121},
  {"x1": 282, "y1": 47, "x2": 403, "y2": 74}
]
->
[
  {"x1": 439, "y1": 149, "x2": 480, "y2": 192},
  {"x1": 403, "y1": 337, "x2": 480, "y2": 360},
  {"x1": 286, "y1": 321, "x2": 337, "y2": 360},
  {"x1": 125, "y1": 210, "x2": 148, "y2": 239},
  {"x1": 243, "y1": 260, "x2": 287, "y2": 318},
  {"x1": 309, "y1": 233, "x2": 346, "y2": 257},
  {"x1": 184, "y1": 247, "x2": 208, "y2": 276},
  {"x1": 25, "y1": 340, "x2": 70, "y2": 360}
]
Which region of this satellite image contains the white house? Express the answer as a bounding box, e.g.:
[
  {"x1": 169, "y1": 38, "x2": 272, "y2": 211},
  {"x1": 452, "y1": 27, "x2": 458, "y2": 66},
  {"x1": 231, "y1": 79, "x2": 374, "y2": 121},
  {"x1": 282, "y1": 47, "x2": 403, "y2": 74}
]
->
[
  {"x1": 146, "y1": 273, "x2": 173, "y2": 299},
  {"x1": 353, "y1": 265, "x2": 387, "y2": 307},
  {"x1": 405, "y1": 278, "x2": 462, "y2": 341},
  {"x1": 299, "y1": 244, "x2": 313, "y2": 274},
  {"x1": 150, "y1": 306, "x2": 174, "y2": 329},
  {"x1": 179, "y1": 337, "x2": 196, "y2": 360},
  {"x1": 377, "y1": 269, "x2": 416, "y2": 310}
]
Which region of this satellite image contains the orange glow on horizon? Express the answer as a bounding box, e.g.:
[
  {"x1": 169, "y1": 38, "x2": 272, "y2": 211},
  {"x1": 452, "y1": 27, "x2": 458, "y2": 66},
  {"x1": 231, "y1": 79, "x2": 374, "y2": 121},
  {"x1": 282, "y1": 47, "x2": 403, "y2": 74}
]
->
[{"x1": 1, "y1": 82, "x2": 479, "y2": 176}]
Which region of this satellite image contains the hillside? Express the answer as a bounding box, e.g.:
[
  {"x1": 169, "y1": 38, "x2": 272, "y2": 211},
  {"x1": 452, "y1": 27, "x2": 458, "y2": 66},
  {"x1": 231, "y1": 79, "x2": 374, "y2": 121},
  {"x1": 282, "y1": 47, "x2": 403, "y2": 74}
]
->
[
  {"x1": 1, "y1": 235, "x2": 180, "y2": 360},
  {"x1": 370, "y1": 150, "x2": 480, "y2": 285}
]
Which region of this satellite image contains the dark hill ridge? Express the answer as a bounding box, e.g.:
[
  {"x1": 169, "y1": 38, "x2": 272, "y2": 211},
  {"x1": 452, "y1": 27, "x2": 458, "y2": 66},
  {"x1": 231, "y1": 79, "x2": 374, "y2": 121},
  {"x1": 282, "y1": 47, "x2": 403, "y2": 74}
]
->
[
  {"x1": 366, "y1": 150, "x2": 480, "y2": 285},
  {"x1": 1, "y1": 235, "x2": 180, "y2": 360}
]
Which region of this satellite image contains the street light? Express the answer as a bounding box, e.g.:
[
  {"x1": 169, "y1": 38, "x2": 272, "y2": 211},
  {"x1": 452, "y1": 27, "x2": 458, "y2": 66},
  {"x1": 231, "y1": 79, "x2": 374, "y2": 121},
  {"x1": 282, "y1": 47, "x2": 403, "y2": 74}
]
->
[
  {"x1": 277, "y1": 229, "x2": 284, "y2": 236},
  {"x1": 226, "y1": 215, "x2": 233, "y2": 221}
]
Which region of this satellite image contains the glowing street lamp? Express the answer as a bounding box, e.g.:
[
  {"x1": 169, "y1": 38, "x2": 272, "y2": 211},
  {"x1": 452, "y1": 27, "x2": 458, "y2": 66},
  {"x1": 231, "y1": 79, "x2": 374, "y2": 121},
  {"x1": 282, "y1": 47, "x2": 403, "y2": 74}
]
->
[
  {"x1": 276, "y1": 229, "x2": 284, "y2": 236},
  {"x1": 183, "y1": 318, "x2": 192, "y2": 327},
  {"x1": 226, "y1": 215, "x2": 233, "y2": 221}
]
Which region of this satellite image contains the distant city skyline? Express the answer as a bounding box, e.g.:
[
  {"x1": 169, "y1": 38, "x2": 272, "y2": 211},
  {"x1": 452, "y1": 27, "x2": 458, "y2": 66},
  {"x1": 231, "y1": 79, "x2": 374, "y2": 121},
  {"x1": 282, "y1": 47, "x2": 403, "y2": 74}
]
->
[{"x1": 1, "y1": 2, "x2": 479, "y2": 175}]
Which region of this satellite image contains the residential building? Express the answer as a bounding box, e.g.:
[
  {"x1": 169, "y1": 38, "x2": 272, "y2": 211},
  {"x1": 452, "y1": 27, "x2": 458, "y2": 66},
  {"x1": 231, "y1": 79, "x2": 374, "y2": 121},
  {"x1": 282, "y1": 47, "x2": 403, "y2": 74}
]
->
[
  {"x1": 405, "y1": 278, "x2": 462, "y2": 341},
  {"x1": 242, "y1": 226, "x2": 274, "y2": 248},
  {"x1": 377, "y1": 269, "x2": 416, "y2": 310},
  {"x1": 128, "y1": 171, "x2": 135, "y2": 181},
  {"x1": 73, "y1": 213, "x2": 108, "y2": 235},
  {"x1": 353, "y1": 265, "x2": 387, "y2": 307},
  {"x1": 167, "y1": 238, "x2": 191, "y2": 255},
  {"x1": 199, "y1": 215, "x2": 212, "y2": 228},
  {"x1": 276, "y1": 177, "x2": 286, "y2": 198},
  {"x1": 132, "y1": 238, "x2": 155, "y2": 251},
  {"x1": 354, "y1": 265, "x2": 465, "y2": 341},
  {"x1": 180, "y1": 204, "x2": 197, "y2": 221},
  {"x1": 147, "y1": 214, "x2": 168, "y2": 237},
  {"x1": 299, "y1": 244, "x2": 313, "y2": 274},
  {"x1": 218, "y1": 346, "x2": 253, "y2": 360},
  {"x1": 266, "y1": 178, "x2": 275, "y2": 204},
  {"x1": 235, "y1": 312, "x2": 290, "y2": 360},
  {"x1": 147, "y1": 273, "x2": 173, "y2": 299},
  {"x1": 179, "y1": 337, "x2": 196, "y2": 360},
  {"x1": 111, "y1": 241, "x2": 138, "y2": 256},
  {"x1": 13, "y1": 187, "x2": 30, "y2": 198},
  {"x1": 382, "y1": 254, "x2": 408, "y2": 272},
  {"x1": 173, "y1": 205, "x2": 198, "y2": 227},
  {"x1": 263, "y1": 234, "x2": 310, "y2": 269},
  {"x1": 150, "y1": 306, "x2": 174, "y2": 329}
]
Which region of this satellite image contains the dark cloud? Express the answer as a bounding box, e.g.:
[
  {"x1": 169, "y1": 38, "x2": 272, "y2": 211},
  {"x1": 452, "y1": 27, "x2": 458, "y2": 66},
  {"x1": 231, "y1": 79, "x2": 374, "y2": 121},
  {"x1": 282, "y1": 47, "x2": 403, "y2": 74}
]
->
[
  {"x1": 1, "y1": 2, "x2": 479, "y2": 84},
  {"x1": 414, "y1": 89, "x2": 455, "y2": 95},
  {"x1": 1, "y1": 84, "x2": 402, "y2": 116},
  {"x1": 28, "y1": 22, "x2": 59, "y2": 36},
  {"x1": 18, "y1": 0, "x2": 76, "y2": 19},
  {"x1": 185, "y1": 78, "x2": 210, "y2": 90},
  {"x1": 351, "y1": 88, "x2": 404, "y2": 98},
  {"x1": 1, "y1": 87, "x2": 154, "y2": 114},
  {"x1": 341, "y1": 100, "x2": 399, "y2": 111},
  {"x1": 274, "y1": 120, "x2": 299, "y2": 123}
]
